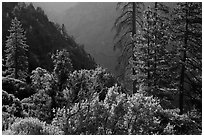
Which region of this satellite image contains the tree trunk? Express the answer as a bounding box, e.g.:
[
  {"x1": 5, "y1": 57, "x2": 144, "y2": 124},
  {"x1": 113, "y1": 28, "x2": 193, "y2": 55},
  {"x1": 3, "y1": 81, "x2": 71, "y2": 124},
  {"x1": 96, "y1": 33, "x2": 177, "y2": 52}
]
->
[
  {"x1": 14, "y1": 28, "x2": 18, "y2": 79},
  {"x1": 147, "y1": 8, "x2": 150, "y2": 88},
  {"x1": 132, "y1": 2, "x2": 137, "y2": 93},
  {"x1": 153, "y1": 2, "x2": 158, "y2": 91},
  {"x1": 50, "y1": 95, "x2": 56, "y2": 120},
  {"x1": 179, "y1": 3, "x2": 188, "y2": 115}
]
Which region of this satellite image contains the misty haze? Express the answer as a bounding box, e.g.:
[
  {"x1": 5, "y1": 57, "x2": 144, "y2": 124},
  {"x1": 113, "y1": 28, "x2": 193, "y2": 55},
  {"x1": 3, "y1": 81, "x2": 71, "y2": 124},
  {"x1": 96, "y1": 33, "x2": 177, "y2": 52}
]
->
[{"x1": 2, "y1": 2, "x2": 202, "y2": 135}]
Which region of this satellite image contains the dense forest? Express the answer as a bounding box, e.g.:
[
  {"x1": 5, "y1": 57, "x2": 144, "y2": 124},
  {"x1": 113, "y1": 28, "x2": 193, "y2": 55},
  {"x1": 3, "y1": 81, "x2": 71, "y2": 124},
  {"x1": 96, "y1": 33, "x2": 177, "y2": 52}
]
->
[{"x1": 2, "y1": 2, "x2": 202, "y2": 135}]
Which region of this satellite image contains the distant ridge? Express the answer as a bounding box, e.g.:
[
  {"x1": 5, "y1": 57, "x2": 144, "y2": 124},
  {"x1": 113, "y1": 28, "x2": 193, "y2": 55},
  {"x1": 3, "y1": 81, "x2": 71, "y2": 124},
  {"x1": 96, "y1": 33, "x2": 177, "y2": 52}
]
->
[{"x1": 61, "y1": 2, "x2": 120, "y2": 74}]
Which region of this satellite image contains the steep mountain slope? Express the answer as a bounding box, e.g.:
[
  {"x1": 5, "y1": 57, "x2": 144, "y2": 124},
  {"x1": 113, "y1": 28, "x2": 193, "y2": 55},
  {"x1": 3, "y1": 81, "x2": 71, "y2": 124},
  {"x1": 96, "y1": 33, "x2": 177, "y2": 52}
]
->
[
  {"x1": 32, "y1": 2, "x2": 77, "y2": 23},
  {"x1": 61, "y1": 3, "x2": 120, "y2": 74},
  {"x1": 33, "y1": 2, "x2": 175, "y2": 75},
  {"x1": 2, "y1": 2, "x2": 96, "y2": 73}
]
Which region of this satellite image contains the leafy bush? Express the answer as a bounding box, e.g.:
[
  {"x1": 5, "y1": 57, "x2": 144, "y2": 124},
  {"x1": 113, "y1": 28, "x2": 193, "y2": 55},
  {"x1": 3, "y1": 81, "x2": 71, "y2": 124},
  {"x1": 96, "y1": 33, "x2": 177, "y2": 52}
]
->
[
  {"x1": 2, "y1": 112, "x2": 17, "y2": 131},
  {"x1": 160, "y1": 109, "x2": 201, "y2": 134},
  {"x1": 63, "y1": 67, "x2": 117, "y2": 103},
  {"x1": 29, "y1": 67, "x2": 60, "y2": 122},
  {"x1": 3, "y1": 117, "x2": 64, "y2": 135},
  {"x1": 2, "y1": 90, "x2": 13, "y2": 106},
  {"x1": 2, "y1": 91, "x2": 24, "y2": 117},
  {"x1": 20, "y1": 90, "x2": 52, "y2": 122},
  {"x1": 52, "y1": 84, "x2": 201, "y2": 135},
  {"x1": 3, "y1": 66, "x2": 200, "y2": 135},
  {"x1": 2, "y1": 129, "x2": 15, "y2": 135},
  {"x1": 2, "y1": 77, "x2": 34, "y2": 99},
  {"x1": 30, "y1": 67, "x2": 54, "y2": 92}
]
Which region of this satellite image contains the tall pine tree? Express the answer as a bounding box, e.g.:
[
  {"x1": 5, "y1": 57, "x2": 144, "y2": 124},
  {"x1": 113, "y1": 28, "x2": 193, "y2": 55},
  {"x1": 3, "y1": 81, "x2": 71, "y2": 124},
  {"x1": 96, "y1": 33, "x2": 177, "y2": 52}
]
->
[
  {"x1": 172, "y1": 2, "x2": 202, "y2": 114},
  {"x1": 114, "y1": 2, "x2": 144, "y2": 93},
  {"x1": 5, "y1": 17, "x2": 29, "y2": 81},
  {"x1": 136, "y1": 3, "x2": 171, "y2": 90},
  {"x1": 146, "y1": 3, "x2": 172, "y2": 94}
]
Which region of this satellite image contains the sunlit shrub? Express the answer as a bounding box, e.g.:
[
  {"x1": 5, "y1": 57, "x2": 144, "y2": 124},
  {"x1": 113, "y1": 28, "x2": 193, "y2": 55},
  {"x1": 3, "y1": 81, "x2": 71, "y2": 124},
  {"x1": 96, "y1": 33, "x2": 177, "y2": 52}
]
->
[
  {"x1": 2, "y1": 112, "x2": 16, "y2": 131},
  {"x1": 2, "y1": 129, "x2": 15, "y2": 135},
  {"x1": 52, "y1": 84, "x2": 201, "y2": 135},
  {"x1": 160, "y1": 109, "x2": 201, "y2": 135},
  {"x1": 31, "y1": 67, "x2": 54, "y2": 92},
  {"x1": 63, "y1": 67, "x2": 117, "y2": 104},
  {"x1": 4, "y1": 117, "x2": 64, "y2": 135},
  {"x1": 52, "y1": 85, "x2": 158, "y2": 134}
]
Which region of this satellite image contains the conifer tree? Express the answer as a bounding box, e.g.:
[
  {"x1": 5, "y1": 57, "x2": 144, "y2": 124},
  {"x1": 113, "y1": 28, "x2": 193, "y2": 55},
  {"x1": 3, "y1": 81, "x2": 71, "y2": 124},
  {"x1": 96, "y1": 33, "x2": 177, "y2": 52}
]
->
[
  {"x1": 114, "y1": 2, "x2": 144, "y2": 93},
  {"x1": 172, "y1": 2, "x2": 202, "y2": 114},
  {"x1": 146, "y1": 3, "x2": 171, "y2": 93},
  {"x1": 52, "y1": 49, "x2": 73, "y2": 92},
  {"x1": 5, "y1": 17, "x2": 29, "y2": 81},
  {"x1": 136, "y1": 3, "x2": 171, "y2": 91}
]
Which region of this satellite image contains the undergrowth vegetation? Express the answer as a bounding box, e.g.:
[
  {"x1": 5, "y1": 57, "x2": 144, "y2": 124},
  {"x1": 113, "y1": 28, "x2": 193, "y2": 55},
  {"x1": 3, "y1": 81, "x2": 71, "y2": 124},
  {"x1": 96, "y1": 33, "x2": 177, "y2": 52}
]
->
[{"x1": 2, "y1": 67, "x2": 202, "y2": 135}]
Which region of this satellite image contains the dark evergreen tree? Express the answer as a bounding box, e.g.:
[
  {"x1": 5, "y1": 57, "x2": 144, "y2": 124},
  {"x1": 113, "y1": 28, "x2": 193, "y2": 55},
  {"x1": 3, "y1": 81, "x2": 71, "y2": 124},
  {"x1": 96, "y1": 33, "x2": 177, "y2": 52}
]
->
[
  {"x1": 132, "y1": 3, "x2": 181, "y2": 109},
  {"x1": 114, "y1": 2, "x2": 144, "y2": 93},
  {"x1": 52, "y1": 49, "x2": 73, "y2": 92},
  {"x1": 171, "y1": 2, "x2": 202, "y2": 114},
  {"x1": 142, "y1": 3, "x2": 172, "y2": 91},
  {"x1": 134, "y1": 4, "x2": 171, "y2": 86},
  {"x1": 5, "y1": 17, "x2": 29, "y2": 81}
]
